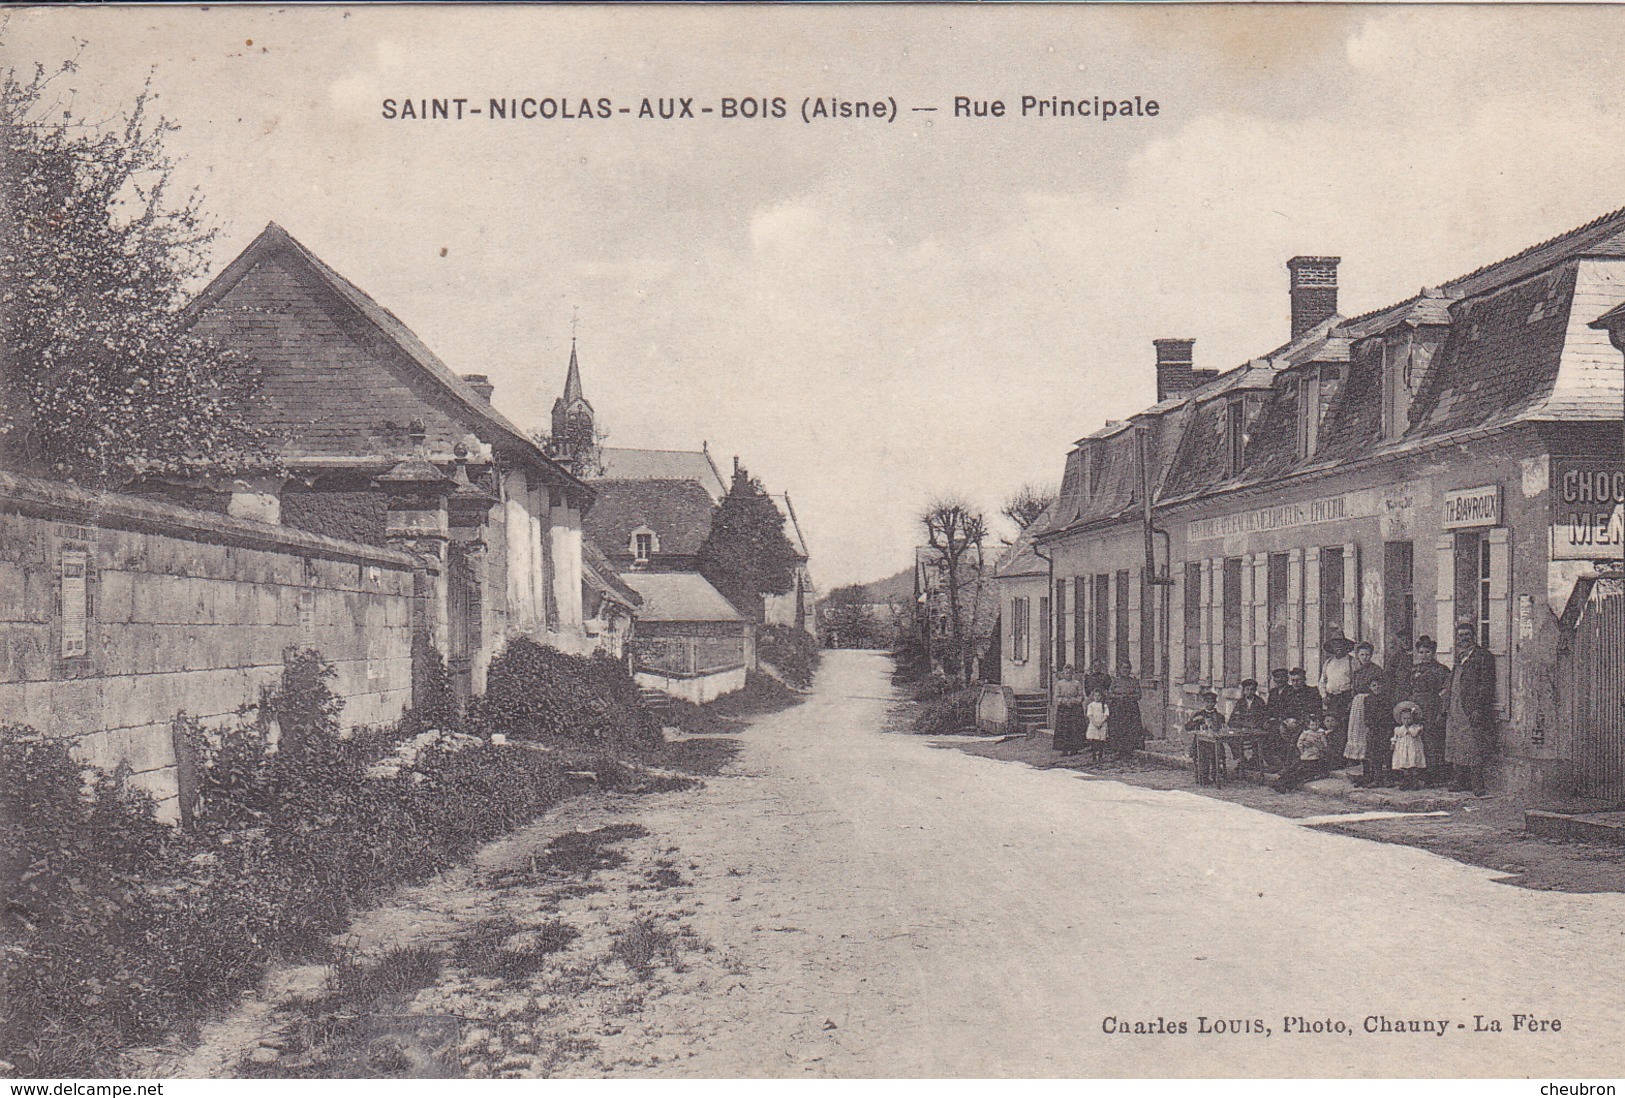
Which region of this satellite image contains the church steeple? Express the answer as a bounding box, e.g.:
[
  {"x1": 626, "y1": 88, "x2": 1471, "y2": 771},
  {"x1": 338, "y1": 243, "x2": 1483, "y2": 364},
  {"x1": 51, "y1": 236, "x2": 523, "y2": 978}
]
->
[
  {"x1": 562, "y1": 339, "x2": 585, "y2": 404},
  {"x1": 549, "y1": 337, "x2": 597, "y2": 473}
]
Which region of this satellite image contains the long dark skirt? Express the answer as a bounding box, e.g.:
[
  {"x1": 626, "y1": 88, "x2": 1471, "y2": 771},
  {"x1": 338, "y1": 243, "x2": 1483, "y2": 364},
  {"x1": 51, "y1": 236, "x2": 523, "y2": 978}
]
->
[
  {"x1": 1107, "y1": 696, "x2": 1145, "y2": 757},
  {"x1": 1054, "y1": 703, "x2": 1087, "y2": 753}
]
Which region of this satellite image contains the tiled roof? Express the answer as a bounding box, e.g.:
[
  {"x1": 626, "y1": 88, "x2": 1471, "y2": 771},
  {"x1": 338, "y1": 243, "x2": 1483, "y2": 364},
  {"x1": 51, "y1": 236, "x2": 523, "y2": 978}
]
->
[
  {"x1": 184, "y1": 223, "x2": 591, "y2": 504},
  {"x1": 583, "y1": 478, "x2": 717, "y2": 558},
  {"x1": 1406, "y1": 264, "x2": 1578, "y2": 436},
  {"x1": 597, "y1": 447, "x2": 727, "y2": 499},
  {"x1": 619, "y1": 571, "x2": 745, "y2": 623},
  {"x1": 582, "y1": 538, "x2": 642, "y2": 610},
  {"x1": 1069, "y1": 207, "x2": 1625, "y2": 517},
  {"x1": 772, "y1": 493, "x2": 810, "y2": 559},
  {"x1": 992, "y1": 507, "x2": 1052, "y2": 579}
]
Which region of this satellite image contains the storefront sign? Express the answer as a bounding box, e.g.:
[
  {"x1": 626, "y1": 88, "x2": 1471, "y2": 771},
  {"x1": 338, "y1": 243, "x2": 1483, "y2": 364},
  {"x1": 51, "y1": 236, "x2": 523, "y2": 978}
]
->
[
  {"x1": 1551, "y1": 459, "x2": 1625, "y2": 561},
  {"x1": 1442, "y1": 485, "x2": 1501, "y2": 529},
  {"x1": 1188, "y1": 494, "x2": 1353, "y2": 541}
]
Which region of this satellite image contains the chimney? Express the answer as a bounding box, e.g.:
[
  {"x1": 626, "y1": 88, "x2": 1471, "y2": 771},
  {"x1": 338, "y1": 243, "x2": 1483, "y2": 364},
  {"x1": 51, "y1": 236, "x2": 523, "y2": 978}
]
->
[
  {"x1": 462, "y1": 373, "x2": 494, "y2": 402},
  {"x1": 1154, "y1": 338, "x2": 1197, "y2": 402},
  {"x1": 1287, "y1": 256, "x2": 1340, "y2": 340}
]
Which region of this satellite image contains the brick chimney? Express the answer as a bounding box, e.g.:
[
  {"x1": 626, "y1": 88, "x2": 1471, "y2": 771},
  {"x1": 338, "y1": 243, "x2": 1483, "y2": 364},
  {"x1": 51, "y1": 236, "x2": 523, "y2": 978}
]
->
[
  {"x1": 1154, "y1": 338, "x2": 1197, "y2": 401},
  {"x1": 462, "y1": 373, "x2": 494, "y2": 402},
  {"x1": 1287, "y1": 256, "x2": 1340, "y2": 340}
]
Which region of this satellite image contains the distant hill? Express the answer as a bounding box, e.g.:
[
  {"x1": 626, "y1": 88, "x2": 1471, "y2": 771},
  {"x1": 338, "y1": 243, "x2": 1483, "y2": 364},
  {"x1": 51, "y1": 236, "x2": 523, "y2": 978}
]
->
[{"x1": 825, "y1": 567, "x2": 913, "y2": 605}]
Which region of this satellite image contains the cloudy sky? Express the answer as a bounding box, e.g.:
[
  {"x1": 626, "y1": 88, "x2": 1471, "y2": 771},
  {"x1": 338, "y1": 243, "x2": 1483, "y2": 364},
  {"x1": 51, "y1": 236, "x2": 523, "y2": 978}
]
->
[{"x1": 5, "y1": 5, "x2": 1624, "y2": 588}]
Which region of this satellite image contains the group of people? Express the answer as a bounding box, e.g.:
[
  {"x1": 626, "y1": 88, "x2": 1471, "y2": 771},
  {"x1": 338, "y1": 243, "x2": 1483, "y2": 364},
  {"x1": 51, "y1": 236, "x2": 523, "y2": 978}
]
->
[
  {"x1": 1051, "y1": 661, "x2": 1147, "y2": 764},
  {"x1": 1181, "y1": 622, "x2": 1498, "y2": 797}
]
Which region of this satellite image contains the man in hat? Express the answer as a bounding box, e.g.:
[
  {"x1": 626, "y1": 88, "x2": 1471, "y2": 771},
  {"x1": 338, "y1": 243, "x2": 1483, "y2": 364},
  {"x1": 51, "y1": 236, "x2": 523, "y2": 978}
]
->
[
  {"x1": 1396, "y1": 636, "x2": 1451, "y2": 787},
  {"x1": 1319, "y1": 635, "x2": 1356, "y2": 766},
  {"x1": 1444, "y1": 622, "x2": 1497, "y2": 795}
]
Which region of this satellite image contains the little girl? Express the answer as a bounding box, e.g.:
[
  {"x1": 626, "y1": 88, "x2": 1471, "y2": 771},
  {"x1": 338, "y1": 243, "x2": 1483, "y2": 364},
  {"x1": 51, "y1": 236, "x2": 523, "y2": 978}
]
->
[
  {"x1": 1390, "y1": 700, "x2": 1428, "y2": 790},
  {"x1": 1084, "y1": 689, "x2": 1111, "y2": 764}
]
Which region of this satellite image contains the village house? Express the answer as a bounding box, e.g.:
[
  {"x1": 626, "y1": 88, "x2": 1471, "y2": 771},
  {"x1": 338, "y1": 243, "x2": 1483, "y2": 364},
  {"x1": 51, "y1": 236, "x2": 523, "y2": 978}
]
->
[
  {"x1": 1035, "y1": 207, "x2": 1625, "y2": 799},
  {"x1": 551, "y1": 346, "x2": 778, "y2": 701},
  {"x1": 988, "y1": 509, "x2": 1055, "y2": 732},
  {"x1": 181, "y1": 223, "x2": 606, "y2": 694}
]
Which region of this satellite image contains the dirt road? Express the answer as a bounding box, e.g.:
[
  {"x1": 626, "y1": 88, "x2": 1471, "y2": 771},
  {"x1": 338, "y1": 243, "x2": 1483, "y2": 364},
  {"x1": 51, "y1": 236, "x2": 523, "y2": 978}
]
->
[{"x1": 185, "y1": 650, "x2": 1625, "y2": 1078}]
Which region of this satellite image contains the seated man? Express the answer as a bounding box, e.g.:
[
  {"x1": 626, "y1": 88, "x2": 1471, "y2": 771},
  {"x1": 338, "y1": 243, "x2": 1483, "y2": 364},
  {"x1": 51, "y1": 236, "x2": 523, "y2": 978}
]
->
[
  {"x1": 1273, "y1": 717, "x2": 1332, "y2": 792},
  {"x1": 1227, "y1": 678, "x2": 1270, "y2": 769}
]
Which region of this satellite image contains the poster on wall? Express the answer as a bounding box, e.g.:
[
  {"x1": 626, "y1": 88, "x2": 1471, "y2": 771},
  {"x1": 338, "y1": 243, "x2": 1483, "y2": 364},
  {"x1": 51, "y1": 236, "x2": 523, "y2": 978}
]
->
[{"x1": 1551, "y1": 459, "x2": 1625, "y2": 562}]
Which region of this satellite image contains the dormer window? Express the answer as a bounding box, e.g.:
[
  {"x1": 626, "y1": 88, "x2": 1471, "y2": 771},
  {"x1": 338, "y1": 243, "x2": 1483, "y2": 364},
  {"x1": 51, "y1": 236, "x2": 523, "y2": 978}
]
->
[
  {"x1": 630, "y1": 526, "x2": 658, "y2": 562},
  {"x1": 1225, "y1": 398, "x2": 1245, "y2": 476},
  {"x1": 1297, "y1": 368, "x2": 1321, "y2": 458},
  {"x1": 1380, "y1": 336, "x2": 1417, "y2": 442}
]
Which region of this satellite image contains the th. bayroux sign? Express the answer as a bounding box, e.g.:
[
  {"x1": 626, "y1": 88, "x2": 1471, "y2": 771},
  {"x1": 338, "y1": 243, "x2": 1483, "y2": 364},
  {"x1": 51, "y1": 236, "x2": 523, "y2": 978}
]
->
[
  {"x1": 1442, "y1": 485, "x2": 1501, "y2": 530},
  {"x1": 1552, "y1": 460, "x2": 1625, "y2": 561}
]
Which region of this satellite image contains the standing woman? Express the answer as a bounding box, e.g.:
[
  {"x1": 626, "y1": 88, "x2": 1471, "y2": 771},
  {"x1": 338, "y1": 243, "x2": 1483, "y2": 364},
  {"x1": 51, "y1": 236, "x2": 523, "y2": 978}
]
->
[
  {"x1": 1402, "y1": 636, "x2": 1452, "y2": 787},
  {"x1": 1053, "y1": 666, "x2": 1085, "y2": 757},
  {"x1": 1108, "y1": 660, "x2": 1145, "y2": 761},
  {"x1": 1349, "y1": 641, "x2": 1388, "y2": 787}
]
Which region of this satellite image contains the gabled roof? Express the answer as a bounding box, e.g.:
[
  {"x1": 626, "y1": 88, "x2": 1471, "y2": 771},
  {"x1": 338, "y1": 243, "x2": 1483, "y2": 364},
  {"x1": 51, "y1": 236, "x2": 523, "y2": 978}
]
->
[
  {"x1": 185, "y1": 222, "x2": 592, "y2": 505},
  {"x1": 619, "y1": 571, "x2": 745, "y2": 623},
  {"x1": 583, "y1": 478, "x2": 717, "y2": 558},
  {"x1": 772, "y1": 492, "x2": 810, "y2": 559},
  {"x1": 993, "y1": 506, "x2": 1052, "y2": 580},
  {"x1": 582, "y1": 538, "x2": 642, "y2": 612},
  {"x1": 597, "y1": 446, "x2": 728, "y2": 500}
]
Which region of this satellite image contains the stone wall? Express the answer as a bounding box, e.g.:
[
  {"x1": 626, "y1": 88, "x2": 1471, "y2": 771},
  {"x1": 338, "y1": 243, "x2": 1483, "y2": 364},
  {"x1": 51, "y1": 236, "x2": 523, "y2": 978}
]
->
[{"x1": 0, "y1": 470, "x2": 421, "y2": 817}]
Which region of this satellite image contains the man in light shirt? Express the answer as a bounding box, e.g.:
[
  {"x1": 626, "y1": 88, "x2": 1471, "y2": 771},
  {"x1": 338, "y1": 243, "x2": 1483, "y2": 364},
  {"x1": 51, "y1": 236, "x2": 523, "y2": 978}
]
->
[{"x1": 1318, "y1": 635, "x2": 1355, "y2": 765}]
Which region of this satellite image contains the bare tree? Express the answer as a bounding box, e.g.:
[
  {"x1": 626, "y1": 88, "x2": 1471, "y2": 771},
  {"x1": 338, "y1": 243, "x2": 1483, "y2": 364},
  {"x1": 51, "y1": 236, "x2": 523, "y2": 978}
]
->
[
  {"x1": 920, "y1": 497, "x2": 989, "y2": 684},
  {"x1": 1001, "y1": 484, "x2": 1056, "y2": 536}
]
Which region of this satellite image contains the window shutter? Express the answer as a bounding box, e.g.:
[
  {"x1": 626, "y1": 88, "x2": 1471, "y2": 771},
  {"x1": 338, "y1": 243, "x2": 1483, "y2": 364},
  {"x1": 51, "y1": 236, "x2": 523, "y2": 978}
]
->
[
  {"x1": 1303, "y1": 547, "x2": 1322, "y2": 681},
  {"x1": 1487, "y1": 528, "x2": 1511, "y2": 714},
  {"x1": 1199, "y1": 558, "x2": 1215, "y2": 685},
  {"x1": 1249, "y1": 553, "x2": 1268, "y2": 682},
  {"x1": 1170, "y1": 565, "x2": 1185, "y2": 687},
  {"x1": 1342, "y1": 542, "x2": 1360, "y2": 645},
  {"x1": 1286, "y1": 548, "x2": 1304, "y2": 671},
  {"x1": 1435, "y1": 535, "x2": 1456, "y2": 662},
  {"x1": 1074, "y1": 576, "x2": 1087, "y2": 670},
  {"x1": 1128, "y1": 568, "x2": 1143, "y2": 673}
]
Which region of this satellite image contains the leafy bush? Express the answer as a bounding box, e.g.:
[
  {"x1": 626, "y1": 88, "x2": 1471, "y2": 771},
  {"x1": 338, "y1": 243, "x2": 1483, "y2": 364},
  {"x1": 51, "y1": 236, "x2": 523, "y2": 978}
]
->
[
  {"x1": 0, "y1": 637, "x2": 658, "y2": 1077},
  {"x1": 401, "y1": 631, "x2": 459, "y2": 735},
  {"x1": 473, "y1": 637, "x2": 659, "y2": 751},
  {"x1": 756, "y1": 624, "x2": 820, "y2": 689},
  {"x1": 913, "y1": 686, "x2": 983, "y2": 735}
]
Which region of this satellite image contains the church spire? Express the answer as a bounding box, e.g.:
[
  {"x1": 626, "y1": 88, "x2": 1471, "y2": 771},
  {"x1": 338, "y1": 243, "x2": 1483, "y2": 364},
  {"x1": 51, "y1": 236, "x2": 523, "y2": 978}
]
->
[
  {"x1": 562, "y1": 338, "x2": 585, "y2": 404},
  {"x1": 549, "y1": 333, "x2": 596, "y2": 474}
]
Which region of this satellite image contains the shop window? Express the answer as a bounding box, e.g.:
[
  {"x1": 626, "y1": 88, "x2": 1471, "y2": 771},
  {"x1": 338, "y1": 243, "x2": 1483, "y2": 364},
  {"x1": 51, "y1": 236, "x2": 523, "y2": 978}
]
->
[
  {"x1": 1011, "y1": 597, "x2": 1029, "y2": 662},
  {"x1": 1320, "y1": 545, "x2": 1346, "y2": 642},
  {"x1": 1093, "y1": 573, "x2": 1111, "y2": 669},
  {"x1": 1183, "y1": 561, "x2": 1202, "y2": 683},
  {"x1": 1267, "y1": 552, "x2": 1290, "y2": 675},
  {"x1": 1222, "y1": 557, "x2": 1243, "y2": 685},
  {"x1": 1384, "y1": 540, "x2": 1415, "y2": 656},
  {"x1": 1114, "y1": 569, "x2": 1131, "y2": 671}
]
